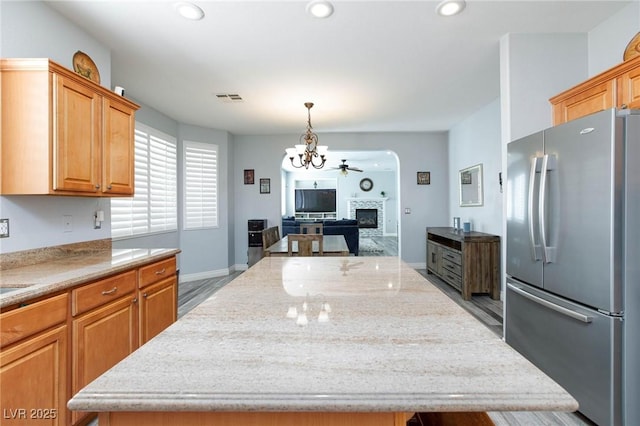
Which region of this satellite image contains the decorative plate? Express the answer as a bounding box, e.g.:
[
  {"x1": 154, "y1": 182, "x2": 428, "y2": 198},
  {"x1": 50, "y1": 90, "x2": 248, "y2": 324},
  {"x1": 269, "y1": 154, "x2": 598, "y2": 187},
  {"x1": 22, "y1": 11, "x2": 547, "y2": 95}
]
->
[
  {"x1": 623, "y1": 32, "x2": 640, "y2": 61},
  {"x1": 72, "y1": 50, "x2": 100, "y2": 84}
]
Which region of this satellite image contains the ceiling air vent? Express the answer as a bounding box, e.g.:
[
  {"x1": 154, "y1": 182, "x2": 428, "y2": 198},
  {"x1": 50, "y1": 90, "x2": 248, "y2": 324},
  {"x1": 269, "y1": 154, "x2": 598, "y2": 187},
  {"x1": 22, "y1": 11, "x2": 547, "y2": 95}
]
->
[{"x1": 216, "y1": 93, "x2": 243, "y2": 102}]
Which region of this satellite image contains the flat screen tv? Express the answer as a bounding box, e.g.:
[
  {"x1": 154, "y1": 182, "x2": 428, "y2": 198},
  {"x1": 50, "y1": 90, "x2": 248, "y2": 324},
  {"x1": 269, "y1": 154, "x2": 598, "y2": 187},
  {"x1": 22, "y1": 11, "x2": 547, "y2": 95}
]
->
[{"x1": 295, "y1": 189, "x2": 336, "y2": 213}]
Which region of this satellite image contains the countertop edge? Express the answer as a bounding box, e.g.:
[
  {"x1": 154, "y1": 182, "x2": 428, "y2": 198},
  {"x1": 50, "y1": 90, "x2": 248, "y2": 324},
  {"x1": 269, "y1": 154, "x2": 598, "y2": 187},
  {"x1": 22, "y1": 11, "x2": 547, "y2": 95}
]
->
[{"x1": 68, "y1": 392, "x2": 579, "y2": 413}]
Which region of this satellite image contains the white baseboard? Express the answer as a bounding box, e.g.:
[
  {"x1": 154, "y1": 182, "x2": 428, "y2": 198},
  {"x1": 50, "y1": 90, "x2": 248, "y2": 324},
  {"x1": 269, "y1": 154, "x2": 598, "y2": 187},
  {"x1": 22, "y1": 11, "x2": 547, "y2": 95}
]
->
[
  {"x1": 179, "y1": 266, "x2": 239, "y2": 283},
  {"x1": 234, "y1": 263, "x2": 249, "y2": 271},
  {"x1": 407, "y1": 262, "x2": 427, "y2": 270}
]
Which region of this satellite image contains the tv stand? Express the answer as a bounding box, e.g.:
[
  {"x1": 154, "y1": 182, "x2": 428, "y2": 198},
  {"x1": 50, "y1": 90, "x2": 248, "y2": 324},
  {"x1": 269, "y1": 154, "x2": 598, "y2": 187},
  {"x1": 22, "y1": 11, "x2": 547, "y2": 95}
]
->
[{"x1": 295, "y1": 212, "x2": 337, "y2": 220}]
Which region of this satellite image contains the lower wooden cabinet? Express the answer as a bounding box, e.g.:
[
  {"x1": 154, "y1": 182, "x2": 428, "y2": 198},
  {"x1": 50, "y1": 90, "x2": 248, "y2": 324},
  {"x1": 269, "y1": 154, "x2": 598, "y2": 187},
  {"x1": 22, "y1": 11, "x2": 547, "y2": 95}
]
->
[
  {"x1": 139, "y1": 276, "x2": 177, "y2": 345},
  {"x1": 427, "y1": 227, "x2": 500, "y2": 300},
  {"x1": 72, "y1": 294, "x2": 137, "y2": 425},
  {"x1": 1, "y1": 294, "x2": 69, "y2": 426},
  {"x1": 0, "y1": 254, "x2": 178, "y2": 426}
]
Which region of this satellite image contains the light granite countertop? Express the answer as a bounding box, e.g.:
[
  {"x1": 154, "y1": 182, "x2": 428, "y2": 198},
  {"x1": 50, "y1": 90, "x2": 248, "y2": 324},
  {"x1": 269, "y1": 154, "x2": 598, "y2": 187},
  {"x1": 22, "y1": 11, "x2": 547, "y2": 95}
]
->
[
  {"x1": 68, "y1": 256, "x2": 578, "y2": 414},
  {"x1": 0, "y1": 248, "x2": 180, "y2": 308}
]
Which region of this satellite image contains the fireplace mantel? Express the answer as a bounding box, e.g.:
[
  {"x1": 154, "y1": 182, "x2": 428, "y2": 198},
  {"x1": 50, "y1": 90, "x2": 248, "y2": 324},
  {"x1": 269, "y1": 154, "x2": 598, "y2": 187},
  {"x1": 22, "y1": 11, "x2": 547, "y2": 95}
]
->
[{"x1": 346, "y1": 197, "x2": 389, "y2": 201}]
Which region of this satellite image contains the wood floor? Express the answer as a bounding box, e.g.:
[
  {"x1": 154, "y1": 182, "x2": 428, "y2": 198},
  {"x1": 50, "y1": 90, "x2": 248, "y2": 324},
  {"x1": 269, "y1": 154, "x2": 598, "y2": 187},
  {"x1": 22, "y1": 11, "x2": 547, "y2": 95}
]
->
[{"x1": 88, "y1": 245, "x2": 596, "y2": 426}]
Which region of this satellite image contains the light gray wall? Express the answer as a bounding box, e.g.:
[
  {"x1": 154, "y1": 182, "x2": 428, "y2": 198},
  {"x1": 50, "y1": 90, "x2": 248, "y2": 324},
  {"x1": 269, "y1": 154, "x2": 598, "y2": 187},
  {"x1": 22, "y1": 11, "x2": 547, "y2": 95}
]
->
[
  {"x1": 588, "y1": 2, "x2": 640, "y2": 75},
  {"x1": 0, "y1": 0, "x2": 113, "y2": 253},
  {"x1": 233, "y1": 132, "x2": 449, "y2": 267},
  {"x1": 177, "y1": 124, "x2": 233, "y2": 280},
  {"x1": 448, "y1": 99, "x2": 502, "y2": 237}
]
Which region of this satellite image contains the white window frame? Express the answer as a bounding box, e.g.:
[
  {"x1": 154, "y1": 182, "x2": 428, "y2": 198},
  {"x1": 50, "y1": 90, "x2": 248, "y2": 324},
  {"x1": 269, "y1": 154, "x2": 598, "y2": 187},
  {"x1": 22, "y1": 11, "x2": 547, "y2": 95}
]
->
[
  {"x1": 183, "y1": 140, "x2": 219, "y2": 230},
  {"x1": 111, "y1": 123, "x2": 177, "y2": 239}
]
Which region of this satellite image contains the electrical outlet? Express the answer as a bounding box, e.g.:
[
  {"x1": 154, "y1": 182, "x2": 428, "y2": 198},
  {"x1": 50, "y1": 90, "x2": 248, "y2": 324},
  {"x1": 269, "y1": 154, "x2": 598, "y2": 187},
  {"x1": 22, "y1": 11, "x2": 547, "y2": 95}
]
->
[
  {"x1": 0, "y1": 218, "x2": 9, "y2": 238},
  {"x1": 63, "y1": 215, "x2": 73, "y2": 232}
]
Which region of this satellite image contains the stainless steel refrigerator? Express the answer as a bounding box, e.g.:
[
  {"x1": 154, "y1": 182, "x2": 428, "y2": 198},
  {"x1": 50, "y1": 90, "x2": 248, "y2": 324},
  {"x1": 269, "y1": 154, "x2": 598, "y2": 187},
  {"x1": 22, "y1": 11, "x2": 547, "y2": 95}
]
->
[{"x1": 505, "y1": 108, "x2": 639, "y2": 426}]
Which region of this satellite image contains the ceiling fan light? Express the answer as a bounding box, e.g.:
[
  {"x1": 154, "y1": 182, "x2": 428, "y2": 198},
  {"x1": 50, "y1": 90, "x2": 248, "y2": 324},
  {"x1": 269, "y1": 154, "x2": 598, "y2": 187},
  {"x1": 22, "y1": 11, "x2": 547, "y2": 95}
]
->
[
  {"x1": 306, "y1": 0, "x2": 334, "y2": 18},
  {"x1": 436, "y1": 0, "x2": 465, "y2": 17},
  {"x1": 174, "y1": 1, "x2": 205, "y2": 20},
  {"x1": 340, "y1": 168, "x2": 348, "y2": 176}
]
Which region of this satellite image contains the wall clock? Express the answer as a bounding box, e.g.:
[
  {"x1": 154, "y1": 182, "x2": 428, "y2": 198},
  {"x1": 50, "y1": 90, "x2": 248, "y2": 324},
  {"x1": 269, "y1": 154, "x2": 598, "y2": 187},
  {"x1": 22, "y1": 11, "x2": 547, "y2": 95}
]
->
[{"x1": 359, "y1": 178, "x2": 373, "y2": 192}]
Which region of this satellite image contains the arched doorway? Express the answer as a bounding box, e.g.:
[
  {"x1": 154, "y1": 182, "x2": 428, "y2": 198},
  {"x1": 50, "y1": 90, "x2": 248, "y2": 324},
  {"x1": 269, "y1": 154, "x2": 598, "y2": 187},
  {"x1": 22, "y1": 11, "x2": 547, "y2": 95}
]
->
[{"x1": 280, "y1": 150, "x2": 400, "y2": 257}]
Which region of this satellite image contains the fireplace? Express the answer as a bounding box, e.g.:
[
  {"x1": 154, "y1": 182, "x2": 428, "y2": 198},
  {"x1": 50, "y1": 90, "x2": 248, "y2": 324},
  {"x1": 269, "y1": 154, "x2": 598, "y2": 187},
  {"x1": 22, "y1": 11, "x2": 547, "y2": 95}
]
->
[{"x1": 356, "y1": 208, "x2": 378, "y2": 229}]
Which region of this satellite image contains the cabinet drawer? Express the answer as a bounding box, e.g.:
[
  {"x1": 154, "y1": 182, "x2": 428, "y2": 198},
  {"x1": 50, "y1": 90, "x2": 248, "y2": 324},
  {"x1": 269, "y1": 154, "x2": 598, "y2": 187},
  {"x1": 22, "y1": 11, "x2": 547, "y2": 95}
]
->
[
  {"x1": 442, "y1": 248, "x2": 461, "y2": 265},
  {"x1": 139, "y1": 257, "x2": 176, "y2": 289},
  {"x1": 442, "y1": 258, "x2": 462, "y2": 277},
  {"x1": 72, "y1": 270, "x2": 136, "y2": 316},
  {"x1": 1, "y1": 293, "x2": 68, "y2": 348},
  {"x1": 442, "y1": 269, "x2": 462, "y2": 291}
]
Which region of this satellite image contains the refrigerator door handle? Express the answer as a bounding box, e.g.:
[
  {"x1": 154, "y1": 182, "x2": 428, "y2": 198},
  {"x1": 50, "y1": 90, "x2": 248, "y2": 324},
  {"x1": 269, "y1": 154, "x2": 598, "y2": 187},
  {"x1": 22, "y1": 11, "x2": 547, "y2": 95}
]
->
[
  {"x1": 528, "y1": 157, "x2": 542, "y2": 261},
  {"x1": 508, "y1": 282, "x2": 593, "y2": 323},
  {"x1": 538, "y1": 154, "x2": 557, "y2": 263}
]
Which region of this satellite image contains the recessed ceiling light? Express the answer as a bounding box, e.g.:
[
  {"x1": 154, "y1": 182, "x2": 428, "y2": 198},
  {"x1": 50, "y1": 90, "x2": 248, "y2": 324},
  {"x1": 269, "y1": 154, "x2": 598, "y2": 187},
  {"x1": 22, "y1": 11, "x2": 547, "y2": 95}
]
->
[
  {"x1": 306, "y1": 0, "x2": 334, "y2": 19},
  {"x1": 436, "y1": 0, "x2": 466, "y2": 17},
  {"x1": 175, "y1": 2, "x2": 205, "y2": 21}
]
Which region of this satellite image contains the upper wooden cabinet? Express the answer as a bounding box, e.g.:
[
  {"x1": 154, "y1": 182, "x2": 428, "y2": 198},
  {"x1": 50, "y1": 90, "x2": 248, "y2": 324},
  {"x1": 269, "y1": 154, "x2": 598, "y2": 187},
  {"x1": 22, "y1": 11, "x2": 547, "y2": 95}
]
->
[
  {"x1": 550, "y1": 55, "x2": 640, "y2": 125},
  {"x1": 0, "y1": 58, "x2": 139, "y2": 196}
]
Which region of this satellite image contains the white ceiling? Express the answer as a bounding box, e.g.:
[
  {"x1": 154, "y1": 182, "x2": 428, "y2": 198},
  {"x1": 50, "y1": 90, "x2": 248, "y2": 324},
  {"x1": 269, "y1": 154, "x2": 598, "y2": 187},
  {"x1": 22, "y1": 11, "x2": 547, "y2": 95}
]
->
[{"x1": 45, "y1": 0, "x2": 630, "y2": 139}]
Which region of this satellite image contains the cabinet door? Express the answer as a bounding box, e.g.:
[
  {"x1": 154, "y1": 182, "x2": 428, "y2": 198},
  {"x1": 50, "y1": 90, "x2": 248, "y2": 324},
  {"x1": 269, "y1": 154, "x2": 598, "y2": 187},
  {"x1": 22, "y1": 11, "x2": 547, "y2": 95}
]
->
[
  {"x1": 552, "y1": 80, "x2": 615, "y2": 125},
  {"x1": 103, "y1": 97, "x2": 136, "y2": 195},
  {"x1": 1, "y1": 326, "x2": 68, "y2": 426},
  {"x1": 72, "y1": 296, "x2": 137, "y2": 423},
  {"x1": 139, "y1": 276, "x2": 177, "y2": 345},
  {"x1": 54, "y1": 73, "x2": 101, "y2": 193},
  {"x1": 426, "y1": 242, "x2": 441, "y2": 275},
  {"x1": 619, "y1": 66, "x2": 640, "y2": 109}
]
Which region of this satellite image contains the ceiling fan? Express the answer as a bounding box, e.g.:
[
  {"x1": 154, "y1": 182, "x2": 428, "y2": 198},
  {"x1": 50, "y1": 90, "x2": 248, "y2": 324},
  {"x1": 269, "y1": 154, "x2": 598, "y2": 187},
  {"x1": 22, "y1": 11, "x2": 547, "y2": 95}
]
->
[{"x1": 332, "y1": 159, "x2": 363, "y2": 176}]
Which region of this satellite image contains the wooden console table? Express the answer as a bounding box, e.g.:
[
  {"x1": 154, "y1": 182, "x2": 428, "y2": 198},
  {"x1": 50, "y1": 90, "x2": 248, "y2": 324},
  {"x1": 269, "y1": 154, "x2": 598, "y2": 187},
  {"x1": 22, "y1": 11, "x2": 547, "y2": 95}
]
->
[{"x1": 426, "y1": 227, "x2": 500, "y2": 300}]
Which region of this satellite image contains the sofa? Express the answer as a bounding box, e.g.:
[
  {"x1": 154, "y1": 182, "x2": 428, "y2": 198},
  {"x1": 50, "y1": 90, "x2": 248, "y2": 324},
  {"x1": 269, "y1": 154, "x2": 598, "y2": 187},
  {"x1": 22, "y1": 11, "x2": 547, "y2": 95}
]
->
[{"x1": 281, "y1": 217, "x2": 359, "y2": 255}]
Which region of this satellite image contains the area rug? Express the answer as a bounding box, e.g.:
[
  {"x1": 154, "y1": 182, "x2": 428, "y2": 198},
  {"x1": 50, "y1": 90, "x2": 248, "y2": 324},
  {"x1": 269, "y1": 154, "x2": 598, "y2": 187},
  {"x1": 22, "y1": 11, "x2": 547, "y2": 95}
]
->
[{"x1": 359, "y1": 238, "x2": 384, "y2": 254}]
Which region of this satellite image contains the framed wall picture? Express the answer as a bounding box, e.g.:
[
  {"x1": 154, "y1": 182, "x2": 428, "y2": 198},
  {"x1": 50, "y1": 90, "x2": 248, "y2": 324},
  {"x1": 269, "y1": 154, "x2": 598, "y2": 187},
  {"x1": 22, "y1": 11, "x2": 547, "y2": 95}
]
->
[
  {"x1": 417, "y1": 171, "x2": 430, "y2": 185},
  {"x1": 244, "y1": 169, "x2": 255, "y2": 185},
  {"x1": 260, "y1": 178, "x2": 270, "y2": 194}
]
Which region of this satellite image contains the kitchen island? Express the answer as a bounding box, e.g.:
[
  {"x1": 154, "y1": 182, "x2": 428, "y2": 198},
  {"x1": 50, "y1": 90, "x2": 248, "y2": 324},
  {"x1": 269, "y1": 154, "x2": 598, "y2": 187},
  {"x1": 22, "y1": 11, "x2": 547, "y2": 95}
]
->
[{"x1": 68, "y1": 256, "x2": 577, "y2": 426}]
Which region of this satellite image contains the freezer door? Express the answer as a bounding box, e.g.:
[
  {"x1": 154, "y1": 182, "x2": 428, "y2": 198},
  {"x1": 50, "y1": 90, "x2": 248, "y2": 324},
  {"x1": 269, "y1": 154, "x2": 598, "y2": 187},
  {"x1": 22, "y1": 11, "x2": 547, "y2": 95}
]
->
[
  {"x1": 506, "y1": 131, "x2": 544, "y2": 287},
  {"x1": 506, "y1": 279, "x2": 622, "y2": 426},
  {"x1": 542, "y1": 109, "x2": 623, "y2": 313}
]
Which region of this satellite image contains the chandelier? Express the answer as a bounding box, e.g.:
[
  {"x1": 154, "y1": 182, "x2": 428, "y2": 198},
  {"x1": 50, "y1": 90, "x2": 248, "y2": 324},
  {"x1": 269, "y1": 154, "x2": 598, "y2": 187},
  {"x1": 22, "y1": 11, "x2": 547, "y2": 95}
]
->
[{"x1": 285, "y1": 102, "x2": 328, "y2": 169}]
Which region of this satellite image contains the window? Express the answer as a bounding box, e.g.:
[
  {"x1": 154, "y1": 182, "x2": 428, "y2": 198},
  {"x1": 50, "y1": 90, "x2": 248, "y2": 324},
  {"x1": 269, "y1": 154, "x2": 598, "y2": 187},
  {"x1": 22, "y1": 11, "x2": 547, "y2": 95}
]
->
[
  {"x1": 111, "y1": 123, "x2": 177, "y2": 238},
  {"x1": 183, "y1": 141, "x2": 218, "y2": 229}
]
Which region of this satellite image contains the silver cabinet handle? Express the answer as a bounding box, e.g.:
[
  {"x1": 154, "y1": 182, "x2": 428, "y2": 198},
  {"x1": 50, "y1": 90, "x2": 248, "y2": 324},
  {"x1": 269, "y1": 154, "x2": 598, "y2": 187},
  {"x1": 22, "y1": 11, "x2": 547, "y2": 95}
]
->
[
  {"x1": 154, "y1": 268, "x2": 166, "y2": 275},
  {"x1": 132, "y1": 297, "x2": 138, "y2": 304},
  {"x1": 101, "y1": 287, "x2": 117, "y2": 295},
  {"x1": 143, "y1": 293, "x2": 148, "y2": 298},
  {"x1": 508, "y1": 283, "x2": 592, "y2": 323},
  {"x1": 95, "y1": 184, "x2": 101, "y2": 189},
  {"x1": 107, "y1": 185, "x2": 112, "y2": 190}
]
